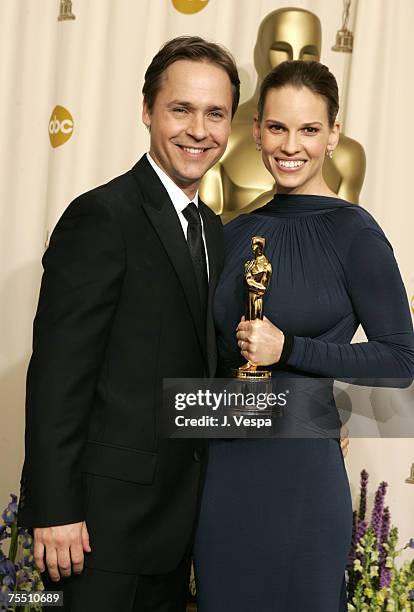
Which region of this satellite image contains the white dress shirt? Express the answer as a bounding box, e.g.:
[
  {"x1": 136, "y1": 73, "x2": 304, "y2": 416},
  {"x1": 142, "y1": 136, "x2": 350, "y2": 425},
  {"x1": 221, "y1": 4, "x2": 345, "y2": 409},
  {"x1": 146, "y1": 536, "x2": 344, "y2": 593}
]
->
[{"x1": 146, "y1": 153, "x2": 209, "y2": 278}]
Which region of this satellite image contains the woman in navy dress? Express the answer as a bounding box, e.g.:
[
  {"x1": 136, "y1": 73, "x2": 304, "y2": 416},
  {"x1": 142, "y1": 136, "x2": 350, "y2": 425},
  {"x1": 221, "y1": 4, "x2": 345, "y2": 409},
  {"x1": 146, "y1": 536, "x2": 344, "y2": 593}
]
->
[{"x1": 194, "y1": 61, "x2": 414, "y2": 611}]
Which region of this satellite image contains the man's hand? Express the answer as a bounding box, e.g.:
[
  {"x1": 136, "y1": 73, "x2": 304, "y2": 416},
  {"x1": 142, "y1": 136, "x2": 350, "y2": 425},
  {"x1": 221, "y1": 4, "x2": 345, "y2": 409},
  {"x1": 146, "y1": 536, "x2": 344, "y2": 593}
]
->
[
  {"x1": 340, "y1": 424, "x2": 350, "y2": 458},
  {"x1": 236, "y1": 316, "x2": 284, "y2": 366},
  {"x1": 34, "y1": 521, "x2": 91, "y2": 581}
]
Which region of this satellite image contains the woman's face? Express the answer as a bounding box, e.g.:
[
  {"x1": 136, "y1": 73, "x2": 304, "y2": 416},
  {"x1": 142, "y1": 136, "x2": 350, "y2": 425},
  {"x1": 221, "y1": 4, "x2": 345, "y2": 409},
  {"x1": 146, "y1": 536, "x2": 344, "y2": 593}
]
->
[{"x1": 253, "y1": 85, "x2": 339, "y2": 195}]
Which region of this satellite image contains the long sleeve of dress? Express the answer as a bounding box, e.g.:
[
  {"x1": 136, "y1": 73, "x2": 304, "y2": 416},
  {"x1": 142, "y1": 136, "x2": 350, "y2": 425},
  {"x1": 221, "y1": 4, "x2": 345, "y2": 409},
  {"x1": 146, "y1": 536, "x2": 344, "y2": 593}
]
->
[{"x1": 286, "y1": 227, "x2": 414, "y2": 386}]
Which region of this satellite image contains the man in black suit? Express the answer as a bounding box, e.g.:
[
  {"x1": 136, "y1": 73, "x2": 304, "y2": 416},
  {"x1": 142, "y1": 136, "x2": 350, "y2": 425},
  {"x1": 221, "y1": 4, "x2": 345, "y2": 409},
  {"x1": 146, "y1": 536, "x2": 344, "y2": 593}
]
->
[{"x1": 18, "y1": 36, "x2": 240, "y2": 611}]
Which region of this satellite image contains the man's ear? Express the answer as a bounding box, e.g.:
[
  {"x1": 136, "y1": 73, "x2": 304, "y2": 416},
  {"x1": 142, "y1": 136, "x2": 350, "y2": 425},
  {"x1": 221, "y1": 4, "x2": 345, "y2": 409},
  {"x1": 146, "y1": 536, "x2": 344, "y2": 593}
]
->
[{"x1": 142, "y1": 99, "x2": 151, "y2": 131}]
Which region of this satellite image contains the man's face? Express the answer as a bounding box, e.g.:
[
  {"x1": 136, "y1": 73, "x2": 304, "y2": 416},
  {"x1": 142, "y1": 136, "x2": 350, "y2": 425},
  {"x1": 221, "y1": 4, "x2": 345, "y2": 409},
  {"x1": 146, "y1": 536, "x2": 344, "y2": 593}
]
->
[{"x1": 143, "y1": 59, "x2": 233, "y2": 198}]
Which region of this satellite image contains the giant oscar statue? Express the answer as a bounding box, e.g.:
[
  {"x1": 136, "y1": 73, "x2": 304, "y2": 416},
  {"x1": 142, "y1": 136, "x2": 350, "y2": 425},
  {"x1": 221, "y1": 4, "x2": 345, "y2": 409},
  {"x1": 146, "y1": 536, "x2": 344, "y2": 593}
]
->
[{"x1": 200, "y1": 8, "x2": 366, "y2": 223}]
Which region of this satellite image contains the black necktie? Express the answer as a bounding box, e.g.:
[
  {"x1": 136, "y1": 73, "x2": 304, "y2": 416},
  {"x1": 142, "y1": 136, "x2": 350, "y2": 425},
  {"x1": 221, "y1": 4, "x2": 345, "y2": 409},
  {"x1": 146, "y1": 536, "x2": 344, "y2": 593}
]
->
[{"x1": 182, "y1": 202, "x2": 208, "y2": 314}]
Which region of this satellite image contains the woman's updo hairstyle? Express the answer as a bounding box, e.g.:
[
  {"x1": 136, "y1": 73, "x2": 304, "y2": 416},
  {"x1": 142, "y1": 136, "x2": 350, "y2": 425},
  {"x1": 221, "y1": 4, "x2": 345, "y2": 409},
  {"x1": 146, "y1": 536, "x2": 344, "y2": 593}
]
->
[{"x1": 258, "y1": 60, "x2": 339, "y2": 128}]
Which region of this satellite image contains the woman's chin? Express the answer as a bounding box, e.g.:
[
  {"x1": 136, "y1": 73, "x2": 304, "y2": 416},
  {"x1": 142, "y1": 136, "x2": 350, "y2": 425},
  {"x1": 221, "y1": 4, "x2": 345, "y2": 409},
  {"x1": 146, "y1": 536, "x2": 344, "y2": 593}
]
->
[{"x1": 274, "y1": 177, "x2": 306, "y2": 193}]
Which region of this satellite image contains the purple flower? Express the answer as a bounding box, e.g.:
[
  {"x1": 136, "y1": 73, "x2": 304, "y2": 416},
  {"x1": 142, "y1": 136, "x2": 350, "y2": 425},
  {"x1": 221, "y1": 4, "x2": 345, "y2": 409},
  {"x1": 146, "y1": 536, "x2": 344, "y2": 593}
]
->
[
  {"x1": 406, "y1": 538, "x2": 414, "y2": 549},
  {"x1": 1, "y1": 575, "x2": 13, "y2": 588},
  {"x1": 0, "y1": 525, "x2": 9, "y2": 542},
  {"x1": 408, "y1": 588, "x2": 414, "y2": 600},
  {"x1": 379, "y1": 506, "x2": 391, "y2": 588},
  {"x1": 8, "y1": 495, "x2": 17, "y2": 515},
  {"x1": 16, "y1": 567, "x2": 33, "y2": 589},
  {"x1": 356, "y1": 519, "x2": 368, "y2": 542},
  {"x1": 347, "y1": 510, "x2": 359, "y2": 570},
  {"x1": 21, "y1": 548, "x2": 35, "y2": 568},
  {"x1": 0, "y1": 585, "x2": 11, "y2": 612},
  {"x1": 347, "y1": 518, "x2": 368, "y2": 601},
  {"x1": 355, "y1": 520, "x2": 368, "y2": 563},
  {"x1": 0, "y1": 558, "x2": 16, "y2": 589},
  {"x1": 16, "y1": 528, "x2": 33, "y2": 555},
  {"x1": 358, "y1": 469, "x2": 369, "y2": 522},
  {"x1": 370, "y1": 481, "x2": 388, "y2": 543},
  {"x1": 380, "y1": 567, "x2": 391, "y2": 589},
  {"x1": 1, "y1": 494, "x2": 18, "y2": 527},
  {"x1": 347, "y1": 470, "x2": 371, "y2": 573}
]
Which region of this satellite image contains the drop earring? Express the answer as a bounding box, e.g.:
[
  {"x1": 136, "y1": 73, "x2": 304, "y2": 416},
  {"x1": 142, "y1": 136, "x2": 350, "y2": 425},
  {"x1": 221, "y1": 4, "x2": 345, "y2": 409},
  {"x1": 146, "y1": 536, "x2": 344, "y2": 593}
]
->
[
  {"x1": 256, "y1": 142, "x2": 262, "y2": 151},
  {"x1": 326, "y1": 148, "x2": 333, "y2": 158}
]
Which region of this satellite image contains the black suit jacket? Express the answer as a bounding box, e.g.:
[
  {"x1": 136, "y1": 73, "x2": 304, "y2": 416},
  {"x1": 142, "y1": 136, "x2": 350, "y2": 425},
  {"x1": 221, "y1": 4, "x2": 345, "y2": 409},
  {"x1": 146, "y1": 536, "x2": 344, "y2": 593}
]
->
[{"x1": 18, "y1": 155, "x2": 223, "y2": 574}]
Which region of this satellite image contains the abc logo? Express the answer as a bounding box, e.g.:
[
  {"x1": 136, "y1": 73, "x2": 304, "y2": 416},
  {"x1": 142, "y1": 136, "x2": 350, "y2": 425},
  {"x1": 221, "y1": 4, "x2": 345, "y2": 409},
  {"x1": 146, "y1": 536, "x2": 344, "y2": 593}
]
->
[
  {"x1": 49, "y1": 105, "x2": 74, "y2": 148},
  {"x1": 172, "y1": 0, "x2": 209, "y2": 15}
]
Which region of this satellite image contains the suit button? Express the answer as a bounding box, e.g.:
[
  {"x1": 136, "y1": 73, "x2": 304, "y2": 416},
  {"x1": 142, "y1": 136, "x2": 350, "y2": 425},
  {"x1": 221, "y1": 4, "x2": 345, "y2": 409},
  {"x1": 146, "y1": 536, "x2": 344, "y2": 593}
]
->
[{"x1": 193, "y1": 448, "x2": 202, "y2": 462}]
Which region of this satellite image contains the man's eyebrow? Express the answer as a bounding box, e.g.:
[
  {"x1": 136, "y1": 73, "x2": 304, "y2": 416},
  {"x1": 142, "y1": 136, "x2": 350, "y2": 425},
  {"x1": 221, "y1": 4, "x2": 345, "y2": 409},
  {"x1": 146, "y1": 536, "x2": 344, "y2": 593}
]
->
[
  {"x1": 167, "y1": 100, "x2": 193, "y2": 108},
  {"x1": 207, "y1": 105, "x2": 228, "y2": 114},
  {"x1": 167, "y1": 101, "x2": 229, "y2": 114}
]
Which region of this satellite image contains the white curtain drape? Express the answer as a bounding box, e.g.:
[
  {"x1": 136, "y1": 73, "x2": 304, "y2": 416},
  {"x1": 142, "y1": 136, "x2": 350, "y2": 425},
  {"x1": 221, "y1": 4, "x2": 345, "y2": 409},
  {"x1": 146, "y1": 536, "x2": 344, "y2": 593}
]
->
[
  {"x1": 1, "y1": 0, "x2": 413, "y2": 542},
  {"x1": 342, "y1": 0, "x2": 414, "y2": 556}
]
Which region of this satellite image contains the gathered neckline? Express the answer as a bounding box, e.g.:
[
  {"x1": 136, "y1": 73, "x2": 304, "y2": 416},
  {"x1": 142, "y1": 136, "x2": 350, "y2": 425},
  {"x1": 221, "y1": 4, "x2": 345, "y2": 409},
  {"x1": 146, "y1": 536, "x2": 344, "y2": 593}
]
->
[{"x1": 253, "y1": 193, "x2": 356, "y2": 217}]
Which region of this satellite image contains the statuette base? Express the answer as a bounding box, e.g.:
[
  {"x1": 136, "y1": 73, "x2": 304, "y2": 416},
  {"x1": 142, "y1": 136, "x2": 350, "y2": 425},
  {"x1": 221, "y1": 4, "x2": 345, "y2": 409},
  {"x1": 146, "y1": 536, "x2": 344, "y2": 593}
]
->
[{"x1": 231, "y1": 368, "x2": 272, "y2": 380}]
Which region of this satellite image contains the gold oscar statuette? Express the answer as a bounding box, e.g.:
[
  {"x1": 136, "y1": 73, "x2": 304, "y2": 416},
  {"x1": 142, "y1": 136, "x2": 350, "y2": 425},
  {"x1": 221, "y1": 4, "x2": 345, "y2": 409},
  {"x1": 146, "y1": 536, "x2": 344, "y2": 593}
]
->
[
  {"x1": 232, "y1": 236, "x2": 272, "y2": 380},
  {"x1": 58, "y1": 0, "x2": 75, "y2": 21},
  {"x1": 405, "y1": 463, "x2": 414, "y2": 484}
]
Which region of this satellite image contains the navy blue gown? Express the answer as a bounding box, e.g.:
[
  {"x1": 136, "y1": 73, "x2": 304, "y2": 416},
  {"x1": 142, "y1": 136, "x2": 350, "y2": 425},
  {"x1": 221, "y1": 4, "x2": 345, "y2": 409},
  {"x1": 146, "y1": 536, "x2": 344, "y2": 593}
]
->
[{"x1": 193, "y1": 195, "x2": 414, "y2": 612}]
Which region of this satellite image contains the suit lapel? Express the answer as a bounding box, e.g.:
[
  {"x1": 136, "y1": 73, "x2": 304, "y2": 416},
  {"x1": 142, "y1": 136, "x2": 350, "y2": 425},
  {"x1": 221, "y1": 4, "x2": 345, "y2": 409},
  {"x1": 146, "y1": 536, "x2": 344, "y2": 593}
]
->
[{"x1": 131, "y1": 156, "x2": 207, "y2": 359}]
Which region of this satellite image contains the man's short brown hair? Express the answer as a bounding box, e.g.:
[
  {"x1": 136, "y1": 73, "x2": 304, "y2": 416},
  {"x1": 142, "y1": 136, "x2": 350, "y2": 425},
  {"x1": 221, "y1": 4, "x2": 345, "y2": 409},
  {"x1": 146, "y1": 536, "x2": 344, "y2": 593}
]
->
[{"x1": 143, "y1": 36, "x2": 240, "y2": 117}]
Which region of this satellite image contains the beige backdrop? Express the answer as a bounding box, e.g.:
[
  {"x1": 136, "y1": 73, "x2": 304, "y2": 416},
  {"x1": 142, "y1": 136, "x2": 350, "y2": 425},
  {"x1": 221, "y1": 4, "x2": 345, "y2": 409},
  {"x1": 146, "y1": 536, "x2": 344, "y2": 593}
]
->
[{"x1": 1, "y1": 0, "x2": 413, "y2": 550}]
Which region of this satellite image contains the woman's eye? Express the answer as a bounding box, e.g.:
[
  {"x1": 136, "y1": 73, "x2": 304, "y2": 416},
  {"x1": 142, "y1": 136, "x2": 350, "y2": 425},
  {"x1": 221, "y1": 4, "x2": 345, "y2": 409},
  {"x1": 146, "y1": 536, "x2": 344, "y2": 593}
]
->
[
  {"x1": 303, "y1": 127, "x2": 319, "y2": 134},
  {"x1": 269, "y1": 124, "x2": 284, "y2": 132}
]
